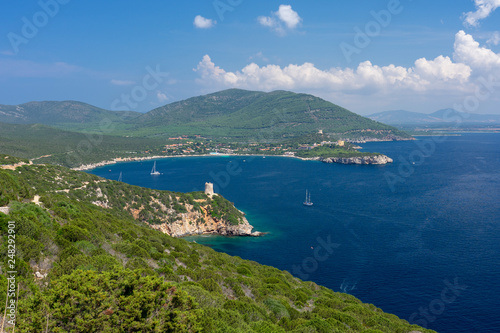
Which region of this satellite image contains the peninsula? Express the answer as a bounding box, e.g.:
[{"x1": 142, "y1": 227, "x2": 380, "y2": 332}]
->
[{"x1": 0, "y1": 156, "x2": 433, "y2": 332}]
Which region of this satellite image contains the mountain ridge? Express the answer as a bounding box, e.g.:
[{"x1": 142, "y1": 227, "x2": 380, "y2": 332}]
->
[
  {"x1": 0, "y1": 100, "x2": 141, "y2": 126},
  {"x1": 368, "y1": 108, "x2": 500, "y2": 126},
  {"x1": 0, "y1": 89, "x2": 411, "y2": 141}
]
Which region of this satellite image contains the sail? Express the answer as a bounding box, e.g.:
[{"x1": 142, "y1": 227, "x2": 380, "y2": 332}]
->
[
  {"x1": 303, "y1": 189, "x2": 313, "y2": 206},
  {"x1": 151, "y1": 161, "x2": 160, "y2": 175}
]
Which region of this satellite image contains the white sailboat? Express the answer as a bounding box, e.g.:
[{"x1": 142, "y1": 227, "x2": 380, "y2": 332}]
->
[
  {"x1": 303, "y1": 189, "x2": 313, "y2": 206},
  {"x1": 150, "y1": 161, "x2": 160, "y2": 175},
  {"x1": 118, "y1": 172, "x2": 123, "y2": 182}
]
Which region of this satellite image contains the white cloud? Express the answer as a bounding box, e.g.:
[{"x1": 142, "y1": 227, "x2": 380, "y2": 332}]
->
[
  {"x1": 414, "y1": 55, "x2": 471, "y2": 83},
  {"x1": 487, "y1": 31, "x2": 500, "y2": 45},
  {"x1": 195, "y1": 54, "x2": 471, "y2": 95},
  {"x1": 110, "y1": 79, "x2": 135, "y2": 86},
  {"x1": 463, "y1": 0, "x2": 500, "y2": 26},
  {"x1": 454, "y1": 30, "x2": 500, "y2": 72},
  {"x1": 276, "y1": 5, "x2": 302, "y2": 29},
  {"x1": 258, "y1": 5, "x2": 302, "y2": 36},
  {"x1": 195, "y1": 32, "x2": 500, "y2": 113},
  {"x1": 194, "y1": 15, "x2": 216, "y2": 29},
  {"x1": 157, "y1": 91, "x2": 169, "y2": 103}
]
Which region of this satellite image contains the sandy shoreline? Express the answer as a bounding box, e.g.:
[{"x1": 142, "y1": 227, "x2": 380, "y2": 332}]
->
[
  {"x1": 72, "y1": 153, "x2": 304, "y2": 171},
  {"x1": 72, "y1": 152, "x2": 394, "y2": 171}
]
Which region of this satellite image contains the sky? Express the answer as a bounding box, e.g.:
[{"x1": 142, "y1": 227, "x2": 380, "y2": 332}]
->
[{"x1": 0, "y1": 0, "x2": 499, "y2": 115}]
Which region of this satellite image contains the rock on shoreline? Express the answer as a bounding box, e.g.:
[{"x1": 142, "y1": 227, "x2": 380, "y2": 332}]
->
[
  {"x1": 148, "y1": 215, "x2": 263, "y2": 238},
  {"x1": 305, "y1": 154, "x2": 393, "y2": 165}
]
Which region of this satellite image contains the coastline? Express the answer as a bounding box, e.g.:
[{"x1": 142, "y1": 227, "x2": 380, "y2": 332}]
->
[{"x1": 72, "y1": 151, "x2": 393, "y2": 171}]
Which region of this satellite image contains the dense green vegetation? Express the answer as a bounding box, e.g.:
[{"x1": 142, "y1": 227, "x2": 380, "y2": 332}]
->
[
  {"x1": 124, "y1": 89, "x2": 410, "y2": 140},
  {"x1": 0, "y1": 89, "x2": 411, "y2": 170},
  {"x1": 0, "y1": 100, "x2": 140, "y2": 128},
  {"x1": 0, "y1": 154, "x2": 29, "y2": 166},
  {"x1": 0, "y1": 163, "x2": 245, "y2": 227},
  {"x1": 295, "y1": 146, "x2": 379, "y2": 159},
  {"x1": 0, "y1": 122, "x2": 165, "y2": 167},
  {"x1": 0, "y1": 159, "x2": 433, "y2": 332},
  {"x1": 1, "y1": 89, "x2": 411, "y2": 141}
]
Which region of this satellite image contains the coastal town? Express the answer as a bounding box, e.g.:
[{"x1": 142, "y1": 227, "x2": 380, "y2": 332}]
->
[{"x1": 160, "y1": 135, "x2": 349, "y2": 157}]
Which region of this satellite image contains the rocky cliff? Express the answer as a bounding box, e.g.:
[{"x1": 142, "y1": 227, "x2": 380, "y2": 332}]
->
[
  {"x1": 147, "y1": 205, "x2": 261, "y2": 237},
  {"x1": 2, "y1": 162, "x2": 262, "y2": 239},
  {"x1": 322, "y1": 155, "x2": 393, "y2": 165},
  {"x1": 303, "y1": 154, "x2": 393, "y2": 165},
  {"x1": 114, "y1": 194, "x2": 262, "y2": 238}
]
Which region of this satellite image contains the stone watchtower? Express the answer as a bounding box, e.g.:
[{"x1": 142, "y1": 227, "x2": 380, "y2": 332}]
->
[{"x1": 205, "y1": 182, "x2": 214, "y2": 196}]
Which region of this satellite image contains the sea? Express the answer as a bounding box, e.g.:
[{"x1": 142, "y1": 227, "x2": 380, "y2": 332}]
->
[{"x1": 88, "y1": 133, "x2": 500, "y2": 333}]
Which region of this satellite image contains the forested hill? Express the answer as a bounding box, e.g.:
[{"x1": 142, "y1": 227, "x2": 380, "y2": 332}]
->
[
  {"x1": 0, "y1": 158, "x2": 433, "y2": 332},
  {"x1": 0, "y1": 89, "x2": 411, "y2": 141},
  {"x1": 131, "y1": 89, "x2": 411, "y2": 140},
  {"x1": 0, "y1": 100, "x2": 140, "y2": 126}
]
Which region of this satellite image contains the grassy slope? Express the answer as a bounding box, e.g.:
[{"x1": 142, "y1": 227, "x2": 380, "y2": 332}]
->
[
  {"x1": 0, "y1": 160, "x2": 433, "y2": 332},
  {"x1": 127, "y1": 89, "x2": 410, "y2": 140},
  {"x1": 0, "y1": 122, "x2": 165, "y2": 167}
]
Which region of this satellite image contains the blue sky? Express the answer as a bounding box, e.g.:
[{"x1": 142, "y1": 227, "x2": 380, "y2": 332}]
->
[{"x1": 1, "y1": 0, "x2": 499, "y2": 115}]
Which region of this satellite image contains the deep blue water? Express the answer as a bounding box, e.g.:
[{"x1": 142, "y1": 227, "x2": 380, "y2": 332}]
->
[{"x1": 89, "y1": 133, "x2": 500, "y2": 333}]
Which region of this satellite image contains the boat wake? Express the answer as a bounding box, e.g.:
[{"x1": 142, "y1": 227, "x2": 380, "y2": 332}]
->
[{"x1": 340, "y1": 279, "x2": 358, "y2": 293}]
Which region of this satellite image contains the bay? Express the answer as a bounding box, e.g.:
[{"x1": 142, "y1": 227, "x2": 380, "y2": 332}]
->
[{"x1": 89, "y1": 133, "x2": 500, "y2": 333}]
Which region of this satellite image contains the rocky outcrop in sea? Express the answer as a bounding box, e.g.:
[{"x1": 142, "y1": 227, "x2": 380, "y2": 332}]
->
[
  {"x1": 303, "y1": 154, "x2": 393, "y2": 165},
  {"x1": 148, "y1": 212, "x2": 263, "y2": 238}
]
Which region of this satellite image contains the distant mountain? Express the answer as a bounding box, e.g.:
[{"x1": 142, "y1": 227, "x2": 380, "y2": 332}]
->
[
  {"x1": 0, "y1": 90, "x2": 411, "y2": 140},
  {"x1": 368, "y1": 109, "x2": 500, "y2": 126},
  {"x1": 0, "y1": 101, "x2": 141, "y2": 126},
  {"x1": 132, "y1": 89, "x2": 410, "y2": 140}
]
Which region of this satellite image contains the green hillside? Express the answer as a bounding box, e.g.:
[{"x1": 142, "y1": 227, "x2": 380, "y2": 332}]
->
[
  {"x1": 0, "y1": 122, "x2": 165, "y2": 167},
  {"x1": 0, "y1": 90, "x2": 411, "y2": 141},
  {"x1": 0, "y1": 100, "x2": 141, "y2": 132},
  {"x1": 0, "y1": 160, "x2": 433, "y2": 332},
  {"x1": 128, "y1": 89, "x2": 410, "y2": 140},
  {"x1": 136, "y1": 89, "x2": 266, "y2": 126}
]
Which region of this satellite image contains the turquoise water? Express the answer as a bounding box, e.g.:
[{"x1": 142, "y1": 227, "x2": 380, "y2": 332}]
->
[{"x1": 89, "y1": 133, "x2": 500, "y2": 333}]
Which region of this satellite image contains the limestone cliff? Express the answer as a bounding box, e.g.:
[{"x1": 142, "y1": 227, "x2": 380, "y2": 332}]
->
[
  {"x1": 121, "y1": 196, "x2": 261, "y2": 238},
  {"x1": 302, "y1": 154, "x2": 393, "y2": 165},
  {"x1": 147, "y1": 206, "x2": 259, "y2": 237},
  {"x1": 20, "y1": 164, "x2": 263, "y2": 239},
  {"x1": 322, "y1": 154, "x2": 393, "y2": 165}
]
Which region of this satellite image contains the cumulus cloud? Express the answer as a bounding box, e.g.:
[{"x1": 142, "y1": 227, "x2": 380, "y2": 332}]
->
[
  {"x1": 194, "y1": 31, "x2": 500, "y2": 112},
  {"x1": 463, "y1": 0, "x2": 500, "y2": 26},
  {"x1": 194, "y1": 15, "x2": 216, "y2": 29},
  {"x1": 195, "y1": 53, "x2": 471, "y2": 95},
  {"x1": 110, "y1": 79, "x2": 135, "y2": 86},
  {"x1": 454, "y1": 30, "x2": 500, "y2": 72},
  {"x1": 258, "y1": 5, "x2": 302, "y2": 35},
  {"x1": 276, "y1": 5, "x2": 302, "y2": 29}
]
